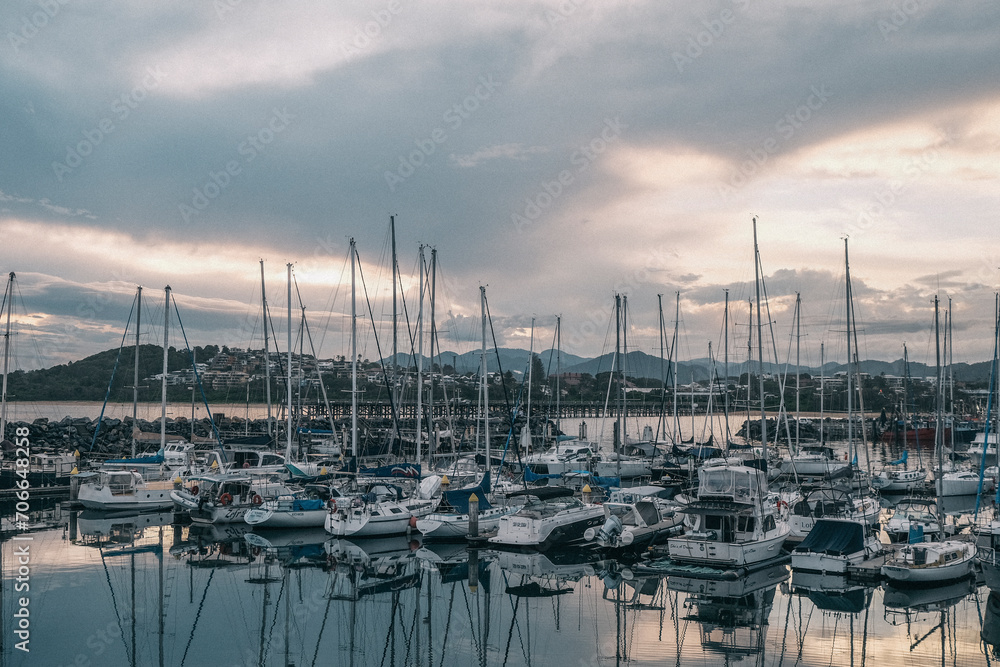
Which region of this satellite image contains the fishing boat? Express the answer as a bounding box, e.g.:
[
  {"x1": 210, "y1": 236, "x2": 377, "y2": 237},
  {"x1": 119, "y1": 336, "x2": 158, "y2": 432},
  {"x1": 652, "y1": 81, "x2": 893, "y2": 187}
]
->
[
  {"x1": 666, "y1": 462, "x2": 789, "y2": 567},
  {"x1": 790, "y1": 518, "x2": 883, "y2": 574},
  {"x1": 489, "y1": 486, "x2": 605, "y2": 551},
  {"x1": 880, "y1": 540, "x2": 976, "y2": 585}
]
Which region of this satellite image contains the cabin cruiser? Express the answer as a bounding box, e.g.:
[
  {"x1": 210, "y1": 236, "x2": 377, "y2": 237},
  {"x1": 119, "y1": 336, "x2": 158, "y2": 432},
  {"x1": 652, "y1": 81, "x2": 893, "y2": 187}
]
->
[
  {"x1": 522, "y1": 442, "x2": 596, "y2": 476},
  {"x1": 489, "y1": 486, "x2": 605, "y2": 550},
  {"x1": 77, "y1": 470, "x2": 175, "y2": 511},
  {"x1": 667, "y1": 461, "x2": 789, "y2": 567},
  {"x1": 884, "y1": 496, "x2": 945, "y2": 543}
]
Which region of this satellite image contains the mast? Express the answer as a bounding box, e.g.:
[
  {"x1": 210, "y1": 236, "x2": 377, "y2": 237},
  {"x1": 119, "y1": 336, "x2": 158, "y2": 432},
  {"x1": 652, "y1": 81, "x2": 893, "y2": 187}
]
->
[
  {"x1": 723, "y1": 289, "x2": 730, "y2": 447},
  {"x1": 614, "y1": 294, "x2": 622, "y2": 473},
  {"x1": 132, "y1": 285, "x2": 141, "y2": 458},
  {"x1": 672, "y1": 292, "x2": 680, "y2": 443},
  {"x1": 845, "y1": 238, "x2": 854, "y2": 460},
  {"x1": 795, "y1": 292, "x2": 801, "y2": 453},
  {"x1": 753, "y1": 219, "x2": 767, "y2": 455},
  {"x1": 286, "y1": 263, "x2": 293, "y2": 462},
  {"x1": 657, "y1": 294, "x2": 666, "y2": 442},
  {"x1": 161, "y1": 286, "x2": 170, "y2": 452},
  {"x1": 351, "y1": 239, "x2": 358, "y2": 457},
  {"x1": 481, "y1": 286, "x2": 489, "y2": 483},
  {"x1": 416, "y1": 245, "x2": 425, "y2": 469},
  {"x1": 948, "y1": 297, "x2": 955, "y2": 455},
  {"x1": 427, "y1": 248, "x2": 437, "y2": 464},
  {"x1": 0, "y1": 273, "x2": 11, "y2": 446},
  {"x1": 819, "y1": 342, "x2": 825, "y2": 447},
  {"x1": 934, "y1": 295, "x2": 943, "y2": 515},
  {"x1": 390, "y1": 216, "x2": 400, "y2": 446},
  {"x1": 555, "y1": 315, "x2": 561, "y2": 450},
  {"x1": 260, "y1": 260, "x2": 273, "y2": 442}
]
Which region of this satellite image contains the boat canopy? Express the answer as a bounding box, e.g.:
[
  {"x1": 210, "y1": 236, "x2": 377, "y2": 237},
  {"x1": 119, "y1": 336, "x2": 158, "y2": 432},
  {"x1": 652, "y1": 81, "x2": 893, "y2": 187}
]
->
[
  {"x1": 507, "y1": 486, "x2": 575, "y2": 501},
  {"x1": 442, "y1": 482, "x2": 492, "y2": 513},
  {"x1": 794, "y1": 519, "x2": 865, "y2": 556}
]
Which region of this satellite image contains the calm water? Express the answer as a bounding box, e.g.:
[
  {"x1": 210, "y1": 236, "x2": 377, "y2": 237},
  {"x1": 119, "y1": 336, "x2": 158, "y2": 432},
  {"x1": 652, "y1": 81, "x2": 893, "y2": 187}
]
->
[{"x1": 0, "y1": 505, "x2": 997, "y2": 667}]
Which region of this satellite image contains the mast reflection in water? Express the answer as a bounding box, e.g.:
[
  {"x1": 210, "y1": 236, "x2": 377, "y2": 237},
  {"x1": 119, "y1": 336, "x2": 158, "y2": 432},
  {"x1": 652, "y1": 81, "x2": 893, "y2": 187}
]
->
[{"x1": 1, "y1": 507, "x2": 997, "y2": 666}]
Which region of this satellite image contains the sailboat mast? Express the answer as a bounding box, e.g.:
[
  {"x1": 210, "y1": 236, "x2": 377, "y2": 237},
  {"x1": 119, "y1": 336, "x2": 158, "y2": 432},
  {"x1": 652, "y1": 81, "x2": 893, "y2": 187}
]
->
[
  {"x1": 556, "y1": 315, "x2": 561, "y2": 449},
  {"x1": 948, "y1": 297, "x2": 955, "y2": 453},
  {"x1": 723, "y1": 289, "x2": 730, "y2": 446},
  {"x1": 417, "y1": 245, "x2": 425, "y2": 468},
  {"x1": 132, "y1": 285, "x2": 141, "y2": 458},
  {"x1": 657, "y1": 294, "x2": 666, "y2": 442},
  {"x1": 161, "y1": 286, "x2": 170, "y2": 451},
  {"x1": 845, "y1": 238, "x2": 854, "y2": 458},
  {"x1": 260, "y1": 260, "x2": 273, "y2": 442},
  {"x1": 614, "y1": 294, "x2": 622, "y2": 464},
  {"x1": 350, "y1": 239, "x2": 358, "y2": 458},
  {"x1": 934, "y1": 295, "x2": 943, "y2": 517},
  {"x1": 285, "y1": 264, "x2": 294, "y2": 461},
  {"x1": 481, "y1": 286, "x2": 489, "y2": 481},
  {"x1": 0, "y1": 273, "x2": 13, "y2": 472},
  {"x1": 672, "y1": 292, "x2": 680, "y2": 443},
  {"x1": 428, "y1": 248, "x2": 437, "y2": 462},
  {"x1": 753, "y1": 219, "x2": 767, "y2": 455},
  {"x1": 391, "y1": 216, "x2": 399, "y2": 443},
  {"x1": 795, "y1": 292, "x2": 801, "y2": 452},
  {"x1": 819, "y1": 342, "x2": 825, "y2": 447}
]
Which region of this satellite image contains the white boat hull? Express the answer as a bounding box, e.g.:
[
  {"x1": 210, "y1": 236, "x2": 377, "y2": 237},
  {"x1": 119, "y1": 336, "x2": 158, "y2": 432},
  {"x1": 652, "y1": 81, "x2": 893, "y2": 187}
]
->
[
  {"x1": 667, "y1": 525, "x2": 790, "y2": 567},
  {"x1": 78, "y1": 484, "x2": 174, "y2": 511},
  {"x1": 244, "y1": 507, "x2": 327, "y2": 529}
]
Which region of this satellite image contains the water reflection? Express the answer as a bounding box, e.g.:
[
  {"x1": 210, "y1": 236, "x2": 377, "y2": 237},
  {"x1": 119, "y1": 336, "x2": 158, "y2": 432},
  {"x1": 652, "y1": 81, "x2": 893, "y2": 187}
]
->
[{"x1": 4, "y1": 508, "x2": 1000, "y2": 666}]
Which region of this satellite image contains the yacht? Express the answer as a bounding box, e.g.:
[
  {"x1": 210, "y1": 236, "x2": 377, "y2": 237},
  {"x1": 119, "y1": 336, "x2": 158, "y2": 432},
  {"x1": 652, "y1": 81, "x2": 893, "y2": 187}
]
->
[
  {"x1": 791, "y1": 518, "x2": 883, "y2": 574},
  {"x1": 77, "y1": 470, "x2": 175, "y2": 511},
  {"x1": 881, "y1": 540, "x2": 976, "y2": 585}
]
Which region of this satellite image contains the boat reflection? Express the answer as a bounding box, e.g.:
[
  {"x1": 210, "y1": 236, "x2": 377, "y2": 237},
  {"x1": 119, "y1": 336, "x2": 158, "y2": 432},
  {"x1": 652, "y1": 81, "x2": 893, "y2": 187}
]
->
[
  {"x1": 75, "y1": 509, "x2": 174, "y2": 550},
  {"x1": 670, "y1": 562, "x2": 789, "y2": 660},
  {"x1": 325, "y1": 536, "x2": 422, "y2": 600},
  {"x1": 789, "y1": 570, "x2": 873, "y2": 615}
]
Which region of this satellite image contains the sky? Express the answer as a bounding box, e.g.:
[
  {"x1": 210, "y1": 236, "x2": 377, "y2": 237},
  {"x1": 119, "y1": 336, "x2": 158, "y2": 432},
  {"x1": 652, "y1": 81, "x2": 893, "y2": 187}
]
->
[{"x1": 1, "y1": 1, "x2": 998, "y2": 373}]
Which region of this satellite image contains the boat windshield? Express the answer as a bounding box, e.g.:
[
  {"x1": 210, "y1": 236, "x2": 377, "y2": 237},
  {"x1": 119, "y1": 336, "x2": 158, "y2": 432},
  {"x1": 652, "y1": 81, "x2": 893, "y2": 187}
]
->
[{"x1": 698, "y1": 467, "x2": 760, "y2": 501}]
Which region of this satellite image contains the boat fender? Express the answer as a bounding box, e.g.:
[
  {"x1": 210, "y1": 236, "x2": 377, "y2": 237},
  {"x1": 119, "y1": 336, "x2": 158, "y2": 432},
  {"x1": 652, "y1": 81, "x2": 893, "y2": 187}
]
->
[
  {"x1": 243, "y1": 462, "x2": 251, "y2": 469},
  {"x1": 252, "y1": 494, "x2": 263, "y2": 505},
  {"x1": 190, "y1": 485, "x2": 199, "y2": 496},
  {"x1": 409, "y1": 516, "x2": 418, "y2": 528},
  {"x1": 219, "y1": 493, "x2": 233, "y2": 506}
]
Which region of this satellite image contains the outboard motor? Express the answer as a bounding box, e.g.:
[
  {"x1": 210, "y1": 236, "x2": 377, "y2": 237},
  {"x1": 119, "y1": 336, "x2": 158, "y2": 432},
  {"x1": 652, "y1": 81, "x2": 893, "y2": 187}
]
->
[{"x1": 597, "y1": 514, "x2": 623, "y2": 544}]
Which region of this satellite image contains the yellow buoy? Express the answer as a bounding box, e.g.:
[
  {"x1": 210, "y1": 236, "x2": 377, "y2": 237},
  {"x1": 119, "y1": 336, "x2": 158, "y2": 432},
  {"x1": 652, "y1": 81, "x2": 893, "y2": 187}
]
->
[
  {"x1": 582, "y1": 485, "x2": 592, "y2": 493},
  {"x1": 441, "y1": 475, "x2": 450, "y2": 485},
  {"x1": 70, "y1": 466, "x2": 79, "y2": 475}
]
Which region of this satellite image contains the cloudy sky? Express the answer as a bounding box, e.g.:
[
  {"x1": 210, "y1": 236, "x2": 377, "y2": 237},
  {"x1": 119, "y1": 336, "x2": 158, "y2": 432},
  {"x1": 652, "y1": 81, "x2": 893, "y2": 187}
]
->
[{"x1": 1, "y1": 1, "x2": 998, "y2": 373}]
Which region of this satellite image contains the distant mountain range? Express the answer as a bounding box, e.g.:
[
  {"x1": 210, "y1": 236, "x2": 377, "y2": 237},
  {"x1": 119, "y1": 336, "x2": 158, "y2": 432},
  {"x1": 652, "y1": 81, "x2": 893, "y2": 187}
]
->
[{"x1": 391, "y1": 348, "x2": 995, "y2": 384}]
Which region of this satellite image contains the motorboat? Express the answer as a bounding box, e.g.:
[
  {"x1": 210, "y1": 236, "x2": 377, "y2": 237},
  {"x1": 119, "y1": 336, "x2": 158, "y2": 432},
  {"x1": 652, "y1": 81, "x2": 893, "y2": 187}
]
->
[
  {"x1": 790, "y1": 518, "x2": 883, "y2": 574},
  {"x1": 666, "y1": 462, "x2": 789, "y2": 567},
  {"x1": 77, "y1": 470, "x2": 175, "y2": 511},
  {"x1": 881, "y1": 540, "x2": 976, "y2": 585},
  {"x1": 489, "y1": 486, "x2": 604, "y2": 550}
]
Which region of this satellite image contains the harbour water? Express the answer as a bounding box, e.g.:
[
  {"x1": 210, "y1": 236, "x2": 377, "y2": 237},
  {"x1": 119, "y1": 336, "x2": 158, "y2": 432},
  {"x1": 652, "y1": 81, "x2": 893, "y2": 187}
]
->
[
  {"x1": 0, "y1": 506, "x2": 996, "y2": 667},
  {"x1": 2, "y1": 404, "x2": 996, "y2": 665}
]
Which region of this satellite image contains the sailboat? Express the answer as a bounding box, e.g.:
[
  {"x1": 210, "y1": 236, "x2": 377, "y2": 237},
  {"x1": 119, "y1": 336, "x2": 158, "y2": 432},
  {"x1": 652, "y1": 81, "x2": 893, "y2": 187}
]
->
[
  {"x1": 882, "y1": 297, "x2": 977, "y2": 585},
  {"x1": 78, "y1": 286, "x2": 178, "y2": 511}
]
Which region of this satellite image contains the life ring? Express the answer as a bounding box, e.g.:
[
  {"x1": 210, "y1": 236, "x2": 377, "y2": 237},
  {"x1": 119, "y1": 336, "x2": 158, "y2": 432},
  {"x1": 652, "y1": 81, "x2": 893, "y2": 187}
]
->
[
  {"x1": 243, "y1": 462, "x2": 251, "y2": 469},
  {"x1": 190, "y1": 485, "x2": 199, "y2": 496},
  {"x1": 776, "y1": 499, "x2": 788, "y2": 511},
  {"x1": 252, "y1": 494, "x2": 263, "y2": 505},
  {"x1": 327, "y1": 499, "x2": 338, "y2": 511},
  {"x1": 219, "y1": 493, "x2": 233, "y2": 506}
]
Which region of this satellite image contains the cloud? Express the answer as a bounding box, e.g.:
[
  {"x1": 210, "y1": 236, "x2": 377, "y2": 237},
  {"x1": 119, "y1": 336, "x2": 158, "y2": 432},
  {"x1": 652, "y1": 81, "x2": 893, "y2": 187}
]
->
[{"x1": 450, "y1": 143, "x2": 549, "y2": 168}]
